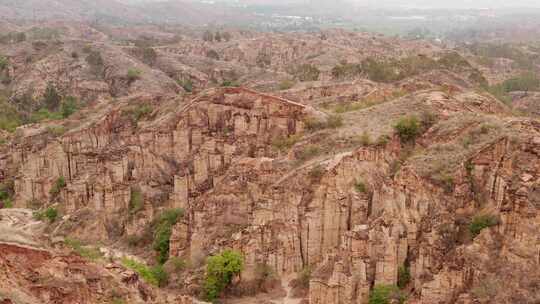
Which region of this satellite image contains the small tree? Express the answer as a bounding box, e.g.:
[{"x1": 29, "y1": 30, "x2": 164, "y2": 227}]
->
[
  {"x1": 43, "y1": 83, "x2": 62, "y2": 111},
  {"x1": 61, "y1": 96, "x2": 79, "y2": 118},
  {"x1": 152, "y1": 208, "x2": 184, "y2": 264},
  {"x1": 369, "y1": 284, "x2": 406, "y2": 304},
  {"x1": 49, "y1": 176, "x2": 66, "y2": 197},
  {"x1": 394, "y1": 116, "x2": 421, "y2": 143},
  {"x1": 204, "y1": 249, "x2": 244, "y2": 301},
  {"x1": 0, "y1": 56, "x2": 8, "y2": 70},
  {"x1": 127, "y1": 68, "x2": 142, "y2": 84},
  {"x1": 397, "y1": 266, "x2": 411, "y2": 289},
  {"x1": 86, "y1": 50, "x2": 104, "y2": 77},
  {"x1": 469, "y1": 214, "x2": 499, "y2": 238}
]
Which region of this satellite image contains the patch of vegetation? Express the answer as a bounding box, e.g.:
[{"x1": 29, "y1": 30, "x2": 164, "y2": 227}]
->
[
  {"x1": 46, "y1": 125, "x2": 67, "y2": 137},
  {"x1": 60, "y1": 96, "x2": 79, "y2": 118},
  {"x1": 358, "y1": 131, "x2": 371, "y2": 146},
  {"x1": 331, "y1": 61, "x2": 363, "y2": 80},
  {"x1": 0, "y1": 99, "x2": 23, "y2": 132},
  {"x1": 0, "y1": 183, "x2": 12, "y2": 199},
  {"x1": 355, "y1": 180, "x2": 368, "y2": 193},
  {"x1": 376, "y1": 135, "x2": 391, "y2": 147},
  {"x1": 308, "y1": 165, "x2": 325, "y2": 181},
  {"x1": 28, "y1": 27, "x2": 60, "y2": 40},
  {"x1": 271, "y1": 134, "x2": 300, "y2": 151},
  {"x1": 291, "y1": 64, "x2": 320, "y2": 82},
  {"x1": 397, "y1": 266, "x2": 411, "y2": 289},
  {"x1": 278, "y1": 79, "x2": 295, "y2": 90},
  {"x1": 33, "y1": 207, "x2": 59, "y2": 223},
  {"x1": 122, "y1": 258, "x2": 168, "y2": 287},
  {"x1": 127, "y1": 68, "x2": 142, "y2": 83},
  {"x1": 178, "y1": 78, "x2": 193, "y2": 93},
  {"x1": 221, "y1": 79, "x2": 240, "y2": 87},
  {"x1": 43, "y1": 83, "x2": 62, "y2": 111},
  {"x1": 297, "y1": 266, "x2": 312, "y2": 289},
  {"x1": 152, "y1": 208, "x2": 184, "y2": 264},
  {"x1": 129, "y1": 186, "x2": 144, "y2": 215},
  {"x1": 369, "y1": 284, "x2": 406, "y2": 304},
  {"x1": 204, "y1": 250, "x2": 244, "y2": 301},
  {"x1": 256, "y1": 50, "x2": 272, "y2": 67},
  {"x1": 31, "y1": 109, "x2": 64, "y2": 122},
  {"x1": 123, "y1": 104, "x2": 153, "y2": 123},
  {"x1": 467, "y1": 43, "x2": 537, "y2": 70},
  {"x1": 206, "y1": 49, "x2": 220, "y2": 60},
  {"x1": 297, "y1": 144, "x2": 321, "y2": 162},
  {"x1": 304, "y1": 115, "x2": 343, "y2": 132},
  {"x1": 336, "y1": 53, "x2": 474, "y2": 83},
  {"x1": 167, "y1": 256, "x2": 187, "y2": 274},
  {"x1": 0, "y1": 56, "x2": 7, "y2": 70},
  {"x1": 49, "y1": 176, "x2": 66, "y2": 197},
  {"x1": 484, "y1": 72, "x2": 540, "y2": 105},
  {"x1": 86, "y1": 50, "x2": 104, "y2": 77},
  {"x1": 469, "y1": 214, "x2": 499, "y2": 238},
  {"x1": 140, "y1": 47, "x2": 157, "y2": 66},
  {"x1": 64, "y1": 238, "x2": 103, "y2": 262},
  {"x1": 394, "y1": 116, "x2": 421, "y2": 143}
]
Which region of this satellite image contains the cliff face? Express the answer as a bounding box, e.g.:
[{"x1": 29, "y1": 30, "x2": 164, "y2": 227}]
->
[
  {"x1": 8, "y1": 87, "x2": 307, "y2": 243},
  {"x1": 3, "y1": 85, "x2": 538, "y2": 304}
]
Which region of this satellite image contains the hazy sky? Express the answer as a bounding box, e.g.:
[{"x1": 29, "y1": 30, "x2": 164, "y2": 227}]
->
[
  {"x1": 349, "y1": 0, "x2": 540, "y2": 8},
  {"x1": 214, "y1": 0, "x2": 540, "y2": 9}
]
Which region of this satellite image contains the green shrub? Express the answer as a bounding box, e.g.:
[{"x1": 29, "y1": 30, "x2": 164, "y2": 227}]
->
[
  {"x1": 43, "y1": 83, "x2": 62, "y2": 111},
  {"x1": 221, "y1": 79, "x2": 240, "y2": 87},
  {"x1": 292, "y1": 64, "x2": 320, "y2": 82},
  {"x1": 326, "y1": 115, "x2": 343, "y2": 129},
  {"x1": 0, "y1": 56, "x2": 8, "y2": 70},
  {"x1": 1, "y1": 198, "x2": 13, "y2": 208},
  {"x1": 124, "y1": 104, "x2": 153, "y2": 123},
  {"x1": 331, "y1": 62, "x2": 363, "y2": 80},
  {"x1": 122, "y1": 258, "x2": 168, "y2": 287},
  {"x1": 34, "y1": 207, "x2": 59, "y2": 222},
  {"x1": 178, "y1": 78, "x2": 193, "y2": 92},
  {"x1": 397, "y1": 266, "x2": 411, "y2": 289},
  {"x1": 204, "y1": 249, "x2": 244, "y2": 301},
  {"x1": 271, "y1": 134, "x2": 300, "y2": 151},
  {"x1": 0, "y1": 181, "x2": 14, "y2": 202},
  {"x1": 206, "y1": 49, "x2": 220, "y2": 60},
  {"x1": 501, "y1": 72, "x2": 540, "y2": 92},
  {"x1": 86, "y1": 50, "x2": 104, "y2": 76},
  {"x1": 298, "y1": 266, "x2": 312, "y2": 288},
  {"x1": 129, "y1": 187, "x2": 144, "y2": 215},
  {"x1": 308, "y1": 165, "x2": 325, "y2": 181},
  {"x1": 168, "y1": 256, "x2": 187, "y2": 273},
  {"x1": 279, "y1": 79, "x2": 295, "y2": 90},
  {"x1": 469, "y1": 214, "x2": 499, "y2": 238},
  {"x1": 127, "y1": 68, "x2": 142, "y2": 83},
  {"x1": 60, "y1": 96, "x2": 79, "y2": 118},
  {"x1": 49, "y1": 176, "x2": 66, "y2": 197},
  {"x1": 152, "y1": 208, "x2": 184, "y2": 264},
  {"x1": 355, "y1": 180, "x2": 368, "y2": 193},
  {"x1": 46, "y1": 125, "x2": 67, "y2": 137},
  {"x1": 376, "y1": 135, "x2": 390, "y2": 147},
  {"x1": 359, "y1": 131, "x2": 371, "y2": 146},
  {"x1": 65, "y1": 238, "x2": 103, "y2": 261},
  {"x1": 394, "y1": 116, "x2": 421, "y2": 143},
  {"x1": 361, "y1": 58, "x2": 397, "y2": 83},
  {"x1": 0, "y1": 100, "x2": 22, "y2": 132},
  {"x1": 369, "y1": 284, "x2": 406, "y2": 304},
  {"x1": 297, "y1": 145, "x2": 321, "y2": 162},
  {"x1": 31, "y1": 109, "x2": 64, "y2": 122}
]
